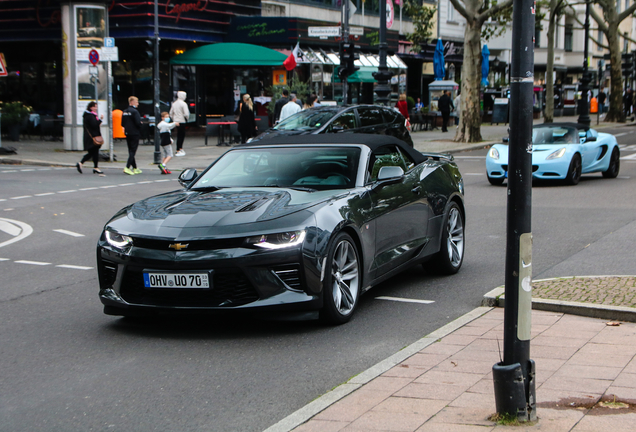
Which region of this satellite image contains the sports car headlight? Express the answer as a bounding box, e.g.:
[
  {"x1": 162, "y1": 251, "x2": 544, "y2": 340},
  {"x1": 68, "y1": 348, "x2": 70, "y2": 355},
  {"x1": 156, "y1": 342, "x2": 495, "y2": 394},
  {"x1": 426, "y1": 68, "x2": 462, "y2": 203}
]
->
[
  {"x1": 246, "y1": 230, "x2": 306, "y2": 250},
  {"x1": 488, "y1": 147, "x2": 500, "y2": 160},
  {"x1": 104, "y1": 229, "x2": 133, "y2": 254},
  {"x1": 546, "y1": 147, "x2": 566, "y2": 160}
]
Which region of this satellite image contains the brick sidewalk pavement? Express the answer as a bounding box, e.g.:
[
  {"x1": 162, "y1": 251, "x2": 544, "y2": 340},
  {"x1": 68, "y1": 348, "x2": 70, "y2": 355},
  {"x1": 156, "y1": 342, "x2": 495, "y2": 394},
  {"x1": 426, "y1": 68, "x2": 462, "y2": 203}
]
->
[{"x1": 533, "y1": 277, "x2": 636, "y2": 308}]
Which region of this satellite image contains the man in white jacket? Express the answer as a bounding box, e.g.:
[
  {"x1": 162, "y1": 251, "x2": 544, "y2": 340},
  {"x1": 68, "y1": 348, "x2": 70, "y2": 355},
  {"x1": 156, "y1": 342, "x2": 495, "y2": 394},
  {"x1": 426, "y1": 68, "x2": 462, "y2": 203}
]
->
[
  {"x1": 169, "y1": 91, "x2": 190, "y2": 156},
  {"x1": 279, "y1": 94, "x2": 301, "y2": 122}
]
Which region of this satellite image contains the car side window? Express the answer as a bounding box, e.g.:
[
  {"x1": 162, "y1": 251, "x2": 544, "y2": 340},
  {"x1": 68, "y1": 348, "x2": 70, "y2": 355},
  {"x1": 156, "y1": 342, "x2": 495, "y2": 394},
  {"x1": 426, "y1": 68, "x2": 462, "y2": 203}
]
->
[
  {"x1": 397, "y1": 147, "x2": 416, "y2": 171},
  {"x1": 382, "y1": 108, "x2": 398, "y2": 123},
  {"x1": 367, "y1": 145, "x2": 408, "y2": 182},
  {"x1": 329, "y1": 111, "x2": 357, "y2": 131},
  {"x1": 358, "y1": 108, "x2": 384, "y2": 127}
]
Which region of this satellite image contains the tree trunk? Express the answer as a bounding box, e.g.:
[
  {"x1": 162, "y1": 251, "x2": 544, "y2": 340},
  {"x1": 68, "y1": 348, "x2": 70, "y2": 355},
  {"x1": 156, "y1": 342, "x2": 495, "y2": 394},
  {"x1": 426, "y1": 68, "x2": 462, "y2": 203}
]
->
[
  {"x1": 454, "y1": 21, "x2": 482, "y2": 143},
  {"x1": 544, "y1": 5, "x2": 558, "y2": 124},
  {"x1": 605, "y1": 27, "x2": 625, "y2": 122}
]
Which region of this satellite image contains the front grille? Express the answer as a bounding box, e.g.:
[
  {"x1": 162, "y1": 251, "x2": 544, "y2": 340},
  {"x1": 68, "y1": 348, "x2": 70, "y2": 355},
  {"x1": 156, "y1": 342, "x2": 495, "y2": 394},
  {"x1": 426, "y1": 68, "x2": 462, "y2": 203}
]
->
[
  {"x1": 120, "y1": 267, "x2": 259, "y2": 307},
  {"x1": 272, "y1": 264, "x2": 302, "y2": 290},
  {"x1": 101, "y1": 259, "x2": 118, "y2": 287},
  {"x1": 131, "y1": 236, "x2": 245, "y2": 251}
]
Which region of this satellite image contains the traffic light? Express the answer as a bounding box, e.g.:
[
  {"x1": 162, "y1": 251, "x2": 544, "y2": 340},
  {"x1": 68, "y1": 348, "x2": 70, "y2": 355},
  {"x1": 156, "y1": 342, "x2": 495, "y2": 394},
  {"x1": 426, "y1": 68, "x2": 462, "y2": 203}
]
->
[
  {"x1": 144, "y1": 39, "x2": 154, "y2": 59},
  {"x1": 338, "y1": 42, "x2": 360, "y2": 79},
  {"x1": 621, "y1": 52, "x2": 633, "y2": 77}
]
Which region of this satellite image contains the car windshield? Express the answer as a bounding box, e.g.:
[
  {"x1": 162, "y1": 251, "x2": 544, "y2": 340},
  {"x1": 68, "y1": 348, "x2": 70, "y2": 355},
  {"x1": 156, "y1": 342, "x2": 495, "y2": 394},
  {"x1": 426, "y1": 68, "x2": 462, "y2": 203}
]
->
[
  {"x1": 532, "y1": 126, "x2": 579, "y2": 144},
  {"x1": 274, "y1": 109, "x2": 339, "y2": 131},
  {"x1": 191, "y1": 146, "x2": 361, "y2": 191}
]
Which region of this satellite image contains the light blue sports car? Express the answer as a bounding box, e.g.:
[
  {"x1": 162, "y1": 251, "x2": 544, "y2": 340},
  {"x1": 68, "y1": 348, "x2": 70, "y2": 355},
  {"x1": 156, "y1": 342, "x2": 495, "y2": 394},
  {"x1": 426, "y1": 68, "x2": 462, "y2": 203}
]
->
[{"x1": 486, "y1": 123, "x2": 620, "y2": 186}]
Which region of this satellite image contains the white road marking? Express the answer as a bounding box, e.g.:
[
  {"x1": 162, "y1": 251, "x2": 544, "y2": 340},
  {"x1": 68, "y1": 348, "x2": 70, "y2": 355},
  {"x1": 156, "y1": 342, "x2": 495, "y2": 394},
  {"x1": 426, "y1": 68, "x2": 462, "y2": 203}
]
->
[
  {"x1": 20, "y1": 169, "x2": 36, "y2": 172},
  {"x1": 453, "y1": 156, "x2": 486, "y2": 159},
  {"x1": 119, "y1": 183, "x2": 135, "y2": 186},
  {"x1": 618, "y1": 176, "x2": 631, "y2": 179},
  {"x1": 15, "y1": 260, "x2": 51, "y2": 266},
  {"x1": 35, "y1": 192, "x2": 55, "y2": 196},
  {"x1": 1, "y1": 170, "x2": 18, "y2": 173},
  {"x1": 10, "y1": 195, "x2": 32, "y2": 200},
  {"x1": 79, "y1": 187, "x2": 99, "y2": 191},
  {"x1": 56, "y1": 264, "x2": 93, "y2": 270},
  {"x1": 614, "y1": 132, "x2": 632, "y2": 137},
  {"x1": 137, "y1": 181, "x2": 152, "y2": 184},
  {"x1": 99, "y1": 185, "x2": 118, "y2": 189},
  {"x1": 375, "y1": 296, "x2": 435, "y2": 304},
  {"x1": 0, "y1": 258, "x2": 9, "y2": 261},
  {"x1": 463, "y1": 173, "x2": 484, "y2": 176},
  {"x1": 621, "y1": 153, "x2": 636, "y2": 160},
  {"x1": 155, "y1": 179, "x2": 170, "y2": 182},
  {"x1": 57, "y1": 190, "x2": 77, "y2": 194},
  {"x1": 0, "y1": 199, "x2": 5, "y2": 202},
  {"x1": 37, "y1": 168, "x2": 51, "y2": 171},
  {"x1": 0, "y1": 218, "x2": 33, "y2": 248},
  {"x1": 53, "y1": 229, "x2": 85, "y2": 237},
  {"x1": 0, "y1": 220, "x2": 21, "y2": 236}
]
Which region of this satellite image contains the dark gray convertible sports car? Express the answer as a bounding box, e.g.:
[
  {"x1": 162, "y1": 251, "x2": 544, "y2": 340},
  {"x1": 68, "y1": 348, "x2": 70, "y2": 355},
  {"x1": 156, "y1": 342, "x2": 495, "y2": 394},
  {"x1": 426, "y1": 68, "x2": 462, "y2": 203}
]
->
[{"x1": 97, "y1": 135, "x2": 465, "y2": 324}]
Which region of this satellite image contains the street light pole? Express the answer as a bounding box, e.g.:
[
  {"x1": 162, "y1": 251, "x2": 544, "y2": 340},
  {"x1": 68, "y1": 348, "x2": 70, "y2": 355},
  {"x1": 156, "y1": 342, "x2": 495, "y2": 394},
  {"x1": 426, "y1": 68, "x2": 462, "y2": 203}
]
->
[
  {"x1": 492, "y1": 0, "x2": 536, "y2": 422},
  {"x1": 373, "y1": 0, "x2": 392, "y2": 105},
  {"x1": 577, "y1": 0, "x2": 591, "y2": 127},
  {"x1": 153, "y1": 0, "x2": 162, "y2": 164}
]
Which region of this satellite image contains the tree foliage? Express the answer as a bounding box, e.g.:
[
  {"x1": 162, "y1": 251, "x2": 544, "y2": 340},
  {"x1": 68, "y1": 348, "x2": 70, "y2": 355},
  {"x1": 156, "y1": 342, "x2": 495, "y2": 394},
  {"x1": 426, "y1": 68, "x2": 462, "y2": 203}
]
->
[{"x1": 402, "y1": 1, "x2": 437, "y2": 53}]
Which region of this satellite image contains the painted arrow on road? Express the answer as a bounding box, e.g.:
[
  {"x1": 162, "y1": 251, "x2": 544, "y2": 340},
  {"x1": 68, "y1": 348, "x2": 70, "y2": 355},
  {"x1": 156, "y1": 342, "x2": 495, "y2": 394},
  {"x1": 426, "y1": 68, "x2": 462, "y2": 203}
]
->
[{"x1": 0, "y1": 218, "x2": 33, "y2": 248}]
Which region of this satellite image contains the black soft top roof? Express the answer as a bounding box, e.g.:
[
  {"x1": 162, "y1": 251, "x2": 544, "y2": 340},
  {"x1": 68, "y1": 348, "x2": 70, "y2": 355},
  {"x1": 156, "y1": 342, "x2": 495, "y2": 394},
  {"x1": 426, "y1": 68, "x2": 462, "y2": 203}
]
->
[{"x1": 237, "y1": 133, "x2": 427, "y2": 164}]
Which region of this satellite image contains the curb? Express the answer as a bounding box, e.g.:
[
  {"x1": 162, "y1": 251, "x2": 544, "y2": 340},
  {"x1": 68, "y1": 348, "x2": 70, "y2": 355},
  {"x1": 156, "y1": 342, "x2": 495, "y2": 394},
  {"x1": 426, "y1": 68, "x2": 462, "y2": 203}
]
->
[
  {"x1": 262, "y1": 306, "x2": 494, "y2": 432},
  {"x1": 482, "y1": 276, "x2": 636, "y2": 323}
]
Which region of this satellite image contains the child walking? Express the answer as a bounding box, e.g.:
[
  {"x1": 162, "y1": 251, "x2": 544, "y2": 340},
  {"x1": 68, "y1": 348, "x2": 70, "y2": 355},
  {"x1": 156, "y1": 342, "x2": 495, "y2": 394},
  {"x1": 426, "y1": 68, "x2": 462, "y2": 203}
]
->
[{"x1": 156, "y1": 112, "x2": 179, "y2": 174}]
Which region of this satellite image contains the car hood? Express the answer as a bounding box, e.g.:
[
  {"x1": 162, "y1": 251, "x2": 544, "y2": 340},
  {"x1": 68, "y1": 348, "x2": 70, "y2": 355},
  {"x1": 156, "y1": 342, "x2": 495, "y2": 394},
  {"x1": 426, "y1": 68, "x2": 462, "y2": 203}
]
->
[{"x1": 109, "y1": 188, "x2": 346, "y2": 233}]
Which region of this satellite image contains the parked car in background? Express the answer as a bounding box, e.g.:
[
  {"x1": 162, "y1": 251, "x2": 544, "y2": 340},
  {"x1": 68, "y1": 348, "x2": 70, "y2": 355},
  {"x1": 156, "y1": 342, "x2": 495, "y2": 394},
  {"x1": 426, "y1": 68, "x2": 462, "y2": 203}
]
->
[
  {"x1": 250, "y1": 105, "x2": 414, "y2": 147},
  {"x1": 97, "y1": 135, "x2": 464, "y2": 324},
  {"x1": 486, "y1": 123, "x2": 620, "y2": 185}
]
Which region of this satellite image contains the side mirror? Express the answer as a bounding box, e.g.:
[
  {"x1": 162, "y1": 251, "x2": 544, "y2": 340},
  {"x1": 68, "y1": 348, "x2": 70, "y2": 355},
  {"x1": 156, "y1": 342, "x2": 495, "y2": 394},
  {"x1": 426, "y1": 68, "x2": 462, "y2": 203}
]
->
[
  {"x1": 178, "y1": 168, "x2": 198, "y2": 187},
  {"x1": 377, "y1": 166, "x2": 404, "y2": 181},
  {"x1": 502, "y1": 137, "x2": 509, "y2": 143},
  {"x1": 585, "y1": 136, "x2": 597, "y2": 142}
]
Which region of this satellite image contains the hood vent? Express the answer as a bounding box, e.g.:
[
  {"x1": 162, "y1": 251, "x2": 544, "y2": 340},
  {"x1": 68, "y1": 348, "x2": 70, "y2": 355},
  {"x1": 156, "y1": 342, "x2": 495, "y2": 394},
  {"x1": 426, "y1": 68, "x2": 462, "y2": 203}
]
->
[{"x1": 235, "y1": 196, "x2": 271, "y2": 213}]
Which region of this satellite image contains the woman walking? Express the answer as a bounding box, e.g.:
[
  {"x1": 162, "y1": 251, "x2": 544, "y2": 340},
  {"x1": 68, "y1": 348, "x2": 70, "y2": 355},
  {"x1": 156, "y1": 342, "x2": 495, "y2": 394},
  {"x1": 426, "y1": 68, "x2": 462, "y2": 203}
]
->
[
  {"x1": 77, "y1": 101, "x2": 105, "y2": 176},
  {"x1": 237, "y1": 94, "x2": 257, "y2": 143},
  {"x1": 395, "y1": 93, "x2": 409, "y2": 119}
]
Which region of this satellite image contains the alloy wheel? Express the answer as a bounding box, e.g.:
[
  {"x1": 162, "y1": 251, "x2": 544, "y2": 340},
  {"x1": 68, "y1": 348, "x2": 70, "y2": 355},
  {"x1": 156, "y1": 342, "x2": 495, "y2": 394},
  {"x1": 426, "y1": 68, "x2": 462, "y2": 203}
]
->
[
  {"x1": 446, "y1": 207, "x2": 464, "y2": 268},
  {"x1": 330, "y1": 239, "x2": 360, "y2": 316}
]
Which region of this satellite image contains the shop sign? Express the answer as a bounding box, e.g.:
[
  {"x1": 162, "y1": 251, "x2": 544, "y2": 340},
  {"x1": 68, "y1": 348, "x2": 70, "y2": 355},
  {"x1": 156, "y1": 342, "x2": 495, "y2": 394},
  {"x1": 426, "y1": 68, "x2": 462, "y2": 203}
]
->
[
  {"x1": 166, "y1": 0, "x2": 209, "y2": 23},
  {"x1": 237, "y1": 22, "x2": 286, "y2": 39},
  {"x1": 273, "y1": 69, "x2": 287, "y2": 86}
]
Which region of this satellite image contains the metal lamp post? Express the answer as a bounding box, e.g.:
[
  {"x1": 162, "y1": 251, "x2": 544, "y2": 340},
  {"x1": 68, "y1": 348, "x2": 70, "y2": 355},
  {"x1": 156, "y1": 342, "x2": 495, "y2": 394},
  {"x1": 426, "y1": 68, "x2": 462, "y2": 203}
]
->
[
  {"x1": 373, "y1": 0, "x2": 392, "y2": 105},
  {"x1": 577, "y1": 0, "x2": 591, "y2": 127},
  {"x1": 153, "y1": 0, "x2": 162, "y2": 164}
]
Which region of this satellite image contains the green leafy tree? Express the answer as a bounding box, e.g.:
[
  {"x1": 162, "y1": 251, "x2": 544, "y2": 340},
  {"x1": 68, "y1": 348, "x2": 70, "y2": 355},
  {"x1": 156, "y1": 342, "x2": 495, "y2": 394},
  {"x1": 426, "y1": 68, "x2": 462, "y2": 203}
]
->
[
  {"x1": 450, "y1": 0, "x2": 513, "y2": 143},
  {"x1": 265, "y1": 73, "x2": 310, "y2": 117},
  {"x1": 403, "y1": 1, "x2": 437, "y2": 53}
]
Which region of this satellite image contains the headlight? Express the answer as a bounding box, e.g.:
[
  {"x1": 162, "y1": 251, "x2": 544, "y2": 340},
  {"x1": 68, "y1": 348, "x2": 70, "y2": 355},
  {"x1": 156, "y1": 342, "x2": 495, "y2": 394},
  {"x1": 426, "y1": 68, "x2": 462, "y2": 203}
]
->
[
  {"x1": 488, "y1": 147, "x2": 500, "y2": 160},
  {"x1": 546, "y1": 147, "x2": 566, "y2": 160},
  {"x1": 105, "y1": 229, "x2": 133, "y2": 254},
  {"x1": 246, "y1": 230, "x2": 306, "y2": 250}
]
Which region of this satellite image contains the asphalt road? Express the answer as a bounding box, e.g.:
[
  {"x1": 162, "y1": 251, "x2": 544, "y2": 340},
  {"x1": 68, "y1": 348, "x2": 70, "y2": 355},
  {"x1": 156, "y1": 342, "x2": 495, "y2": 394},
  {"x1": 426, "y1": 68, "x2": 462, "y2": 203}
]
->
[{"x1": 1, "y1": 127, "x2": 635, "y2": 431}]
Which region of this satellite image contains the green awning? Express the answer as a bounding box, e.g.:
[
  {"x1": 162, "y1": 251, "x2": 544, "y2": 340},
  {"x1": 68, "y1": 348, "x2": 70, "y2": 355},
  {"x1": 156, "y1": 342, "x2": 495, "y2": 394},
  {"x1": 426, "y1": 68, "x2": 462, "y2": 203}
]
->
[
  {"x1": 170, "y1": 43, "x2": 288, "y2": 66},
  {"x1": 335, "y1": 66, "x2": 378, "y2": 83}
]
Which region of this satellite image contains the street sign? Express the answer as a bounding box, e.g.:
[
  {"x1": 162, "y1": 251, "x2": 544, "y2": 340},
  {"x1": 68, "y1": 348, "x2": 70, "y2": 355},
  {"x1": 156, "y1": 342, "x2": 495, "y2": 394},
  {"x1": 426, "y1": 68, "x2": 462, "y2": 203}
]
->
[
  {"x1": 101, "y1": 47, "x2": 119, "y2": 62},
  {"x1": 348, "y1": 0, "x2": 357, "y2": 20},
  {"x1": 89, "y1": 66, "x2": 99, "y2": 76},
  {"x1": 308, "y1": 26, "x2": 341, "y2": 38},
  {"x1": 386, "y1": 0, "x2": 394, "y2": 29},
  {"x1": 88, "y1": 49, "x2": 99, "y2": 66},
  {"x1": 104, "y1": 37, "x2": 115, "y2": 48},
  {"x1": 350, "y1": 27, "x2": 364, "y2": 36},
  {"x1": 0, "y1": 53, "x2": 7, "y2": 77}
]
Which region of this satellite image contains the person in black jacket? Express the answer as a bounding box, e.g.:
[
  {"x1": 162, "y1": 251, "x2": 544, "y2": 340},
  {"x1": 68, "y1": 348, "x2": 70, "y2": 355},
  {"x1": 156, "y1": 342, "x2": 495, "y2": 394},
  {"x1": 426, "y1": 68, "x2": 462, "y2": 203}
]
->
[
  {"x1": 121, "y1": 96, "x2": 143, "y2": 175},
  {"x1": 274, "y1": 89, "x2": 289, "y2": 124},
  {"x1": 77, "y1": 101, "x2": 104, "y2": 176},
  {"x1": 438, "y1": 90, "x2": 454, "y2": 132},
  {"x1": 237, "y1": 94, "x2": 257, "y2": 143}
]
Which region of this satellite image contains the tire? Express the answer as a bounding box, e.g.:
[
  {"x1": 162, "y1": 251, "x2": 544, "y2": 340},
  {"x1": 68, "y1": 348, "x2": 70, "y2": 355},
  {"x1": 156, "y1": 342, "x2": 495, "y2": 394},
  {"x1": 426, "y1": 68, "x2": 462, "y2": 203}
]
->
[
  {"x1": 565, "y1": 153, "x2": 582, "y2": 185},
  {"x1": 320, "y1": 232, "x2": 361, "y2": 325},
  {"x1": 602, "y1": 147, "x2": 620, "y2": 178},
  {"x1": 426, "y1": 202, "x2": 465, "y2": 275},
  {"x1": 487, "y1": 174, "x2": 505, "y2": 186}
]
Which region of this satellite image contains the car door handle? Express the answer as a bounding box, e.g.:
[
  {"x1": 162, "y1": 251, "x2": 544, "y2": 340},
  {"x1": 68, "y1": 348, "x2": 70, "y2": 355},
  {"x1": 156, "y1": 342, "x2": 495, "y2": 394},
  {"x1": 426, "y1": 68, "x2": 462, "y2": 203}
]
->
[{"x1": 411, "y1": 186, "x2": 422, "y2": 195}]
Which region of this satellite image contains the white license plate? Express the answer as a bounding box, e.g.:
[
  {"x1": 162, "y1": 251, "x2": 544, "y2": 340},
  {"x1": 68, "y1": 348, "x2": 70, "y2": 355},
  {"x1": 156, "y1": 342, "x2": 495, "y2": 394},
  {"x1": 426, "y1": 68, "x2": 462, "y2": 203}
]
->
[{"x1": 143, "y1": 272, "x2": 210, "y2": 289}]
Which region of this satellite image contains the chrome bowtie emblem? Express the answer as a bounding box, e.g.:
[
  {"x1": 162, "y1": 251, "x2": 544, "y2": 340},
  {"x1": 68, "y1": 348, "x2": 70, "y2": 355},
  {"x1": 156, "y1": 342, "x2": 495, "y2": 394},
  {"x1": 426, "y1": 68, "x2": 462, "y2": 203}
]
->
[{"x1": 169, "y1": 243, "x2": 189, "y2": 251}]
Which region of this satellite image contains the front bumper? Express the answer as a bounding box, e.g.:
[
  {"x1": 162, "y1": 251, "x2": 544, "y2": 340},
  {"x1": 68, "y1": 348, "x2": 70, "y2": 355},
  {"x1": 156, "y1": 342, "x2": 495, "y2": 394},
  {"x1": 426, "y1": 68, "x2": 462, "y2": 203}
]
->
[
  {"x1": 486, "y1": 157, "x2": 570, "y2": 180},
  {"x1": 97, "y1": 243, "x2": 323, "y2": 316}
]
